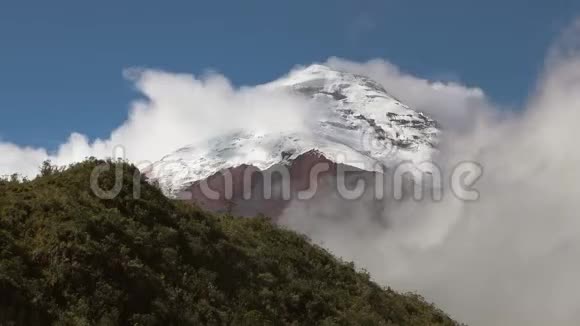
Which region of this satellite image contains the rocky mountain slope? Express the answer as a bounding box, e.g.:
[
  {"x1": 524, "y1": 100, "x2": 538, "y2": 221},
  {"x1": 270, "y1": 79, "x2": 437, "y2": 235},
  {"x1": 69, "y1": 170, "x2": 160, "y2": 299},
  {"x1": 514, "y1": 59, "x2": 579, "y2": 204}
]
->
[{"x1": 146, "y1": 65, "x2": 439, "y2": 216}]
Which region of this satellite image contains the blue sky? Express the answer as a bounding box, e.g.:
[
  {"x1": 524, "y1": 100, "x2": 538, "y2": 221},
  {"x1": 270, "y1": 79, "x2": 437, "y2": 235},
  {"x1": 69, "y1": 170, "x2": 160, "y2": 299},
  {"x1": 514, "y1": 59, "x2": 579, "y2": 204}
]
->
[{"x1": 1, "y1": 0, "x2": 579, "y2": 150}]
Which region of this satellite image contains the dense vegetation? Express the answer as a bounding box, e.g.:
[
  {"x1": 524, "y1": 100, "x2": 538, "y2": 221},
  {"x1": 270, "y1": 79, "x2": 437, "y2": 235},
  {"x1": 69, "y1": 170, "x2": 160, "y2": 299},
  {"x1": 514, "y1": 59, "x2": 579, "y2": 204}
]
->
[{"x1": 0, "y1": 160, "x2": 461, "y2": 325}]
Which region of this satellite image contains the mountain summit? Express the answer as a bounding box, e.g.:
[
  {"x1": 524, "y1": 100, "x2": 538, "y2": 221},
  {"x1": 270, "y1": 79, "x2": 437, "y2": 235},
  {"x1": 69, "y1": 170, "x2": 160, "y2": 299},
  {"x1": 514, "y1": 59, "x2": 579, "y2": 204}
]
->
[{"x1": 146, "y1": 64, "x2": 439, "y2": 215}]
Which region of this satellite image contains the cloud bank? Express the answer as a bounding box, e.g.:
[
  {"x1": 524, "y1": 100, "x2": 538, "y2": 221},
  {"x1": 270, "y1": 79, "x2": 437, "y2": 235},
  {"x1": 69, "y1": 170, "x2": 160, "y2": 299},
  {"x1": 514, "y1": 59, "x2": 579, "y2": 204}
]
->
[
  {"x1": 0, "y1": 70, "x2": 312, "y2": 177},
  {"x1": 2, "y1": 19, "x2": 580, "y2": 326},
  {"x1": 280, "y1": 20, "x2": 580, "y2": 326}
]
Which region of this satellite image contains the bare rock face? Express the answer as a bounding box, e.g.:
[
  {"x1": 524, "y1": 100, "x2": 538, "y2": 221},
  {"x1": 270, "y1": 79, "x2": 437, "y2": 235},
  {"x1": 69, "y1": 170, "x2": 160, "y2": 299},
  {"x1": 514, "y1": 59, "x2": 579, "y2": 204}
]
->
[
  {"x1": 146, "y1": 64, "x2": 439, "y2": 217},
  {"x1": 178, "y1": 150, "x2": 377, "y2": 219}
]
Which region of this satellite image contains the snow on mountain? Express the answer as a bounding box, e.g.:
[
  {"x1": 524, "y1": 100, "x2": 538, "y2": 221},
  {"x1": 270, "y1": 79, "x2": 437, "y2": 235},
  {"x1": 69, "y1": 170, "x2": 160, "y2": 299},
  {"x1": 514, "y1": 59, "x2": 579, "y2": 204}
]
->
[{"x1": 146, "y1": 64, "x2": 439, "y2": 197}]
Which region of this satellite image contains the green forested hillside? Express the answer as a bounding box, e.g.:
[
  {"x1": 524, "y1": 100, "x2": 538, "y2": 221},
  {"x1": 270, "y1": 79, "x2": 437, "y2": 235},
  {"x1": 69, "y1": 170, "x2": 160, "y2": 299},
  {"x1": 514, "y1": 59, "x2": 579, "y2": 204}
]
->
[{"x1": 0, "y1": 160, "x2": 461, "y2": 325}]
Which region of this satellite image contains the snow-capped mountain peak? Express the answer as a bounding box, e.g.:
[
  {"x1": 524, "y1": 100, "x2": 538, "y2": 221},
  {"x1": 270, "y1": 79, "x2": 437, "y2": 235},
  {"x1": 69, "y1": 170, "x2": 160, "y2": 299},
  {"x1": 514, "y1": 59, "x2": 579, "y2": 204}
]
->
[{"x1": 147, "y1": 64, "x2": 439, "y2": 197}]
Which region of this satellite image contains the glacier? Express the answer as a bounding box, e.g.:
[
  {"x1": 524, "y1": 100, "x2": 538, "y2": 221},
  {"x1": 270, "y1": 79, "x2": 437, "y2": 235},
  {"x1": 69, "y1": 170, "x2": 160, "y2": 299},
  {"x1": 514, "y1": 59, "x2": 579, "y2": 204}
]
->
[{"x1": 146, "y1": 64, "x2": 439, "y2": 197}]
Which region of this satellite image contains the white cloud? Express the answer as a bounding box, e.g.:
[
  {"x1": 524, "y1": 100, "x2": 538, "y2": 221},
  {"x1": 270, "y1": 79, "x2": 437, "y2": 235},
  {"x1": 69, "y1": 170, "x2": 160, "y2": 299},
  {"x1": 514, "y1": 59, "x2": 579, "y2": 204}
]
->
[
  {"x1": 280, "y1": 19, "x2": 580, "y2": 326},
  {"x1": 0, "y1": 142, "x2": 48, "y2": 178},
  {"x1": 1, "y1": 69, "x2": 312, "y2": 178}
]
